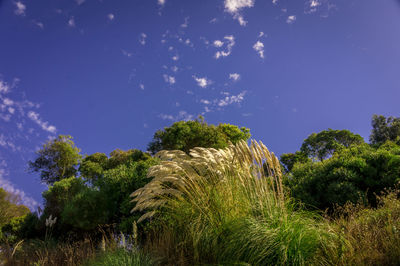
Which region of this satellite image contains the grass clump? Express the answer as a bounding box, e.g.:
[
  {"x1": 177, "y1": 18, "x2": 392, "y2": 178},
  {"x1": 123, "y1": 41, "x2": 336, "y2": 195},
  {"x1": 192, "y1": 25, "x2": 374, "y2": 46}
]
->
[
  {"x1": 86, "y1": 248, "x2": 153, "y2": 266},
  {"x1": 333, "y1": 190, "x2": 400, "y2": 265},
  {"x1": 132, "y1": 140, "x2": 341, "y2": 265}
]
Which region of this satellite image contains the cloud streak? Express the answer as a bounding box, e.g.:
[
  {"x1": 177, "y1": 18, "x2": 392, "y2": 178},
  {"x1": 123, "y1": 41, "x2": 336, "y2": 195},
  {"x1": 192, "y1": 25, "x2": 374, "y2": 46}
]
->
[{"x1": 27, "y1": 111, "x2": 57, "y2": 134}]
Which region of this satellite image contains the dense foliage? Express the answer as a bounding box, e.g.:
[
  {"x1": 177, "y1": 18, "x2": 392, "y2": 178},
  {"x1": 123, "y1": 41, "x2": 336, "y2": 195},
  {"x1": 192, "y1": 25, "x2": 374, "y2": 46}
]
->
[
  {"x1": 370, "y1": 114, "x2": 400, "y2": 145},
  {"x1": 2, "y1": 115, "x2": 400, "y2": 265},
  {"x1": 28, "y1": 135, "x2": 82, "y2": 185},
  {"x1": 288, "y1": 142, "x2": 400, "y2": 210},
  {"x1": 147, "y1": 116, "x2": 251, "y2": 154}
]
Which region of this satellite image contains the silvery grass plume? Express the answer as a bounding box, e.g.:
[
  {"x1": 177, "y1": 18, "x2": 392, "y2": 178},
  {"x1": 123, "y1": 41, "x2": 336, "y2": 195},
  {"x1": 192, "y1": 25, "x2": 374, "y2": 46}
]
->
[
  {"x1": 45, "y1": 214, "x2": 57, "y2": 227},
  {"x1": 130, "y1": 140, "x2": 284, "y2": 223}
]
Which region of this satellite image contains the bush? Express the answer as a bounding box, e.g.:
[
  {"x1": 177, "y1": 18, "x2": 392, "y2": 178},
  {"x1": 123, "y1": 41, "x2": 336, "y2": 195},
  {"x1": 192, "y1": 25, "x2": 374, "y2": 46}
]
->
[{"x1": 288, "y1": 143, "x2": 400, "y2": 210}]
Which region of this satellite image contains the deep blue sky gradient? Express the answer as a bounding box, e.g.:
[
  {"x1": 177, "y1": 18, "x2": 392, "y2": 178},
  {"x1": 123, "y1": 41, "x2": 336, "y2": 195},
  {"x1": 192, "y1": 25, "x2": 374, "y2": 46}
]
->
[{"x1": 1, "y1": 0, "x2": 399, "y2": 209}]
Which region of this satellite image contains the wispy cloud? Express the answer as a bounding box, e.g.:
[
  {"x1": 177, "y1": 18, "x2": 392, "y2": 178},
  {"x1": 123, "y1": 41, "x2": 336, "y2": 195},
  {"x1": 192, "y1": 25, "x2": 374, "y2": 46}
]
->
[
  {"x1": 163, "y1": 74, "x2": 176, "y2": 85},
  {"x1": 75, "y1": 0, "x2": 85, "y2": 5},
  {"x1": 229, "y1": 73, "x2": 241, "y2": 81},
  {"x1": 33, "y1": 21, "x2": 44, "y2": 29},
  {"x1": 0, "y1": 80, "x2": 10, "y2": 94},
  {"x1": 158, "y1": 0, "x2": 166, "y2": 6},
  {"x1": 286, "y1": 15, "x2": 296, "y2": 24},
  {"x1": 68, "y1": 17, "x2": 75, "y2": 27},
  {"x1": 213, "y1": 40, "x2": 224, "y2": 47},
  {"x1": 200, "y1": 99, "x2": 211, "y2": 105},
  {"x1": 27, "y1": 111, "x2": 56, "y2": 134},
  {"x1": 107, "y1": 13, "x2": 115, "y2": 21},
  {"x1": 139, "y1": 33, "x2": 147, "y2": 45},
  {"x1": 121, "y1": 49, "x2": 133, "y2": 58},
  {"x1": 193, "y1": 76, "x2": 212, "y2": 88},
  {"x1": 215, "y1": 35, "x2": 235, "y2": 59},
  {"x1": 14, "y1": 1, "x2": 26, "y2": 16},
  {"x1": 159, "y1": 110, "x2": 194, "y2": 121},
  {"x1": 218, "y1": 91, "x2": 246, "y2": 107},
  {"x1": 253, "y1": 41, "x2": 265, "y2": 59},
  {"x1": 224, "y1": 0, "x2": 254, "y2": 26}
]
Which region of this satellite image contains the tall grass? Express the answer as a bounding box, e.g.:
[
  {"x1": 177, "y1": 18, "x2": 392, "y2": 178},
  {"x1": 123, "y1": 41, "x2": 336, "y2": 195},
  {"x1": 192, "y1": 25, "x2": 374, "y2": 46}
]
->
[
  {"x1": 132, "y1": 140, "x2": 340, "y2": 265},
  {"x1": 333, "y1": 190, "x2": 400, "y2": 265}
]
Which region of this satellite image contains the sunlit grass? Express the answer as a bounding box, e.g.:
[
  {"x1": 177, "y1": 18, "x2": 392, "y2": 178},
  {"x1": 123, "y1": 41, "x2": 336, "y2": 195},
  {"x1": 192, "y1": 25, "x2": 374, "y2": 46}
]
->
[{"x1": 132, "y1": 140, "x2": 341, "y2": 265}]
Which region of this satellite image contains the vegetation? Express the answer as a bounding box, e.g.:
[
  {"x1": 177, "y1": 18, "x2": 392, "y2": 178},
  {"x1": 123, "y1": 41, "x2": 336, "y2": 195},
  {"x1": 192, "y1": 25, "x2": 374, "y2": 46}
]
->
[
  {"x1": 2, "y1": 116, "x2": 400, "y2": 265},
  {"x1": 147, "y1": 116, "x2": 251, "y2": 154}
]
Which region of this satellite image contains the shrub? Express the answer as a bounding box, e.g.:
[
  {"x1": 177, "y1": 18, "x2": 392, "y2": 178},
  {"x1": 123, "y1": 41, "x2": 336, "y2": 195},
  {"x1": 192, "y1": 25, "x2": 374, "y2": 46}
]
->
[{"x1": 288, "y1": 143, "x2": 400, "y2": 210}]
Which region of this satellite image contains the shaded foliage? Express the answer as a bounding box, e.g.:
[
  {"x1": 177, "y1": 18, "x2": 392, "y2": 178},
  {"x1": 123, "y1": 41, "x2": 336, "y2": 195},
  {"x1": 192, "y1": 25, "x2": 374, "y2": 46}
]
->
[
  {"x1": 370, "y1": 114, "x2": 400, "y2": 146},
  {"x1": 287, "y1": 142, "x2": 400, "y2": 210},
  {"x1": 29, "y1": 135, "x2": 82, "y2": 185}
]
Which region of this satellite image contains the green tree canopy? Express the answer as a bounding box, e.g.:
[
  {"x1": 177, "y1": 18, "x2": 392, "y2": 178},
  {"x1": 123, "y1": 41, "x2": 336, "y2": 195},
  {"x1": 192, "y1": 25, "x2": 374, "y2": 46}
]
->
[
  {"x1": 0, "y1": 188, "x2": 30, "y2": 227},
  {"x1": 300, "y1": 129, "x2": 364, "y2": 161},
  {"x1": 280, "y1": 151, "x2": 310, "y2": 173},
  {"x1": 147, "y1": 116, "x2": 251, "y2": 154},
  {"x1": 280, "y1": 129, "x2": 364, "y2": 172},
  {"x1": 29, "y1": 135, "x2": 82, "y2": 185},
  {"x1": 370, "y1": 114, "x2": 400, "y2": 146}
]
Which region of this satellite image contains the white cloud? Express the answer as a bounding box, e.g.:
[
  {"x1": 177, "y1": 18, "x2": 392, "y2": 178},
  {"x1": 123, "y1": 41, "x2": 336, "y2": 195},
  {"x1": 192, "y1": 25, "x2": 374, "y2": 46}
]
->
[
  {"x1": 34, "y1": 21, "x2": 44, "y2": 29},
  {"x1": 163, "y1": 74, "x2": 176, "y2": 85},
  {"x1": 200, "y1": 99, "x2": 211, "y2": 105},
  {"x1": 218, "y1": 91, "x2": 246, "y2": 107},
  {"x1": 286, "y1": 15, "x2": 296, "y2": 24},
  {"x1": 139, "y1": 33, "x2": 147, "y2": 45},
  {"x1": 172, "y1": 55, "x2": 179, "y2": 61},
  {"x1": 0, "y1": 80, "x2": 10, "y2": 94},
  {"x1": 272, "y1": 0, "x2": 279, "y2": 5},
  {"x1": 107, "y1": 13, "x2": 115, "y2": 21},
  {"x1": 258, "y1": 31, "x2": 265, "y2": 38},
  {"x1": 3, "y1": 98, "x2": 14, "y2": 106},
  {"x1": 159, "y1": 111, "x2": 194, "y2": 121},
  {"x1": 224, "y1": 0, "x2": 254, "y2": 26},
  {"x1": 310, "y1": 0, "x2": 321, "y2": 7},
  {"x1": 253, "y1": 41, "x2": 265, "y2": 59},
  {"x1": 215, "y1": 35, "x2": 235, "y2": 59},
  {"x1": 68, "y1": 17, "x2": 75, "y2": 27},
  {"x1": 213, "y1": 40, "x2": 224, "y2": 47},
  {"x1": 171, "y1": 66, "x2": 178, "y2": 72},
  {"x1": 193, "y1": 76, "x2": 212, "y2": 88},
  {"x1": 158, "y1": 0, "x2": 166, "y2": 6},
  {"x1": 229, "y1": 73, "x2": 241, "y2": 81},
  {"x1": 305, "y1": 0, "x2": 321, "y2": 14},
  {"x1": 14, "y1": 1, "x2": 26, "y2": 16},
  {"x1": 75, "y1": 0, "x2": 85, "y2": 5},
  {"x1": 27, "y1": 111, "x2": 56, "y2": 134}
]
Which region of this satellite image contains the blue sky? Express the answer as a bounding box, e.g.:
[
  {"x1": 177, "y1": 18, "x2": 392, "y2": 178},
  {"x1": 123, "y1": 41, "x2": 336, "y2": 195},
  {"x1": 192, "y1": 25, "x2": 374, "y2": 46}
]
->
[{"x1": 1, "y1": 0, "x2": 400, "y2": 209}]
